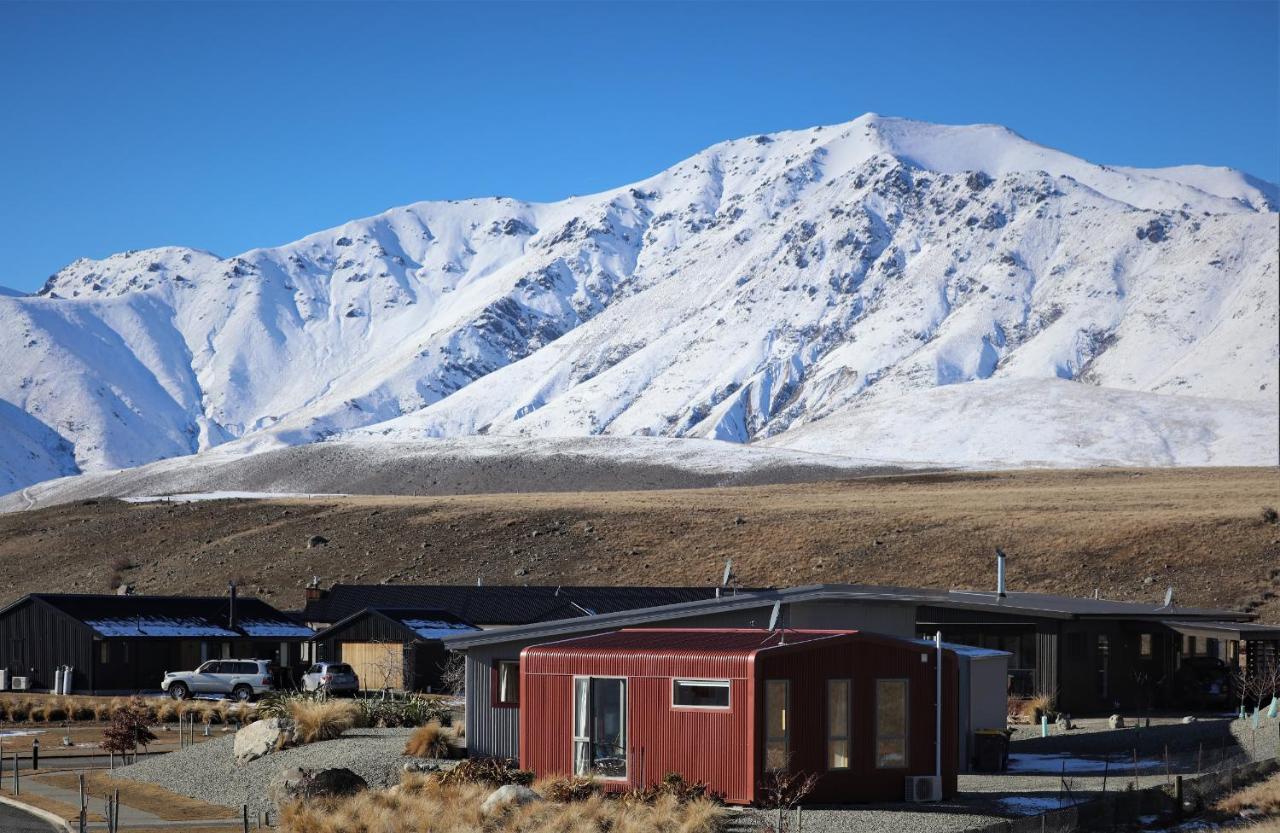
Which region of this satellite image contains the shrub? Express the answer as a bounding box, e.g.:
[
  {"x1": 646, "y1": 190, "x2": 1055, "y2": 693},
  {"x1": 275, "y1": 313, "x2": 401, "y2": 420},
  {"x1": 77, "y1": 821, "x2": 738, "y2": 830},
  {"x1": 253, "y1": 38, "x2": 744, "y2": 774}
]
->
[
  {"x1": 93, "y1": 701, "x2": 114, "y2": 722},
  {"x1": 403, "y1": 720, "x2": 451, "y2": 759},
  {"x1": 29, "y1": 704, "x2": 47, "y2": 722},
  {"x1": 155, "y1": 700, "x2": 179, "y2": 723},
  {"x1": 45, "y1": 702, "x2": 68, "y2": 722},
  {"x1": 435, "y1": 757, "x2": 533, "y2": 789},
  {"x1": 71, "y1": 702, "x2": 96, "y2": 721},
  {"x1": 617, "y1": 772, "x2": 723, "y2": 806},
  {"x1": 536, "y1": 775, "x2": 600, "y2": 803},
  {"x1": 289, "y1": 698, "x2": 359, "y2": 744},
  {"x1": 1263, "y1": 506, "x2": 1279, "y2": 525},
  {"x1": 100, "y1": 698, "x2": 157, "y2": 755},
  {"x1": 7, "y1": 699, "x2": 30, "y2": 722}
]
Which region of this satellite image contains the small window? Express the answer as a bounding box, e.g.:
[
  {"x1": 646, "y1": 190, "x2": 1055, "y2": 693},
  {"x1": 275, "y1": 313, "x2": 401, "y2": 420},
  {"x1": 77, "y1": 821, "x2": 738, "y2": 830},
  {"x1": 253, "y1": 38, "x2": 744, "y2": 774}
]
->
[
  {"x1": 827, "y1": 679, "x2": 850, "y2": 769},
  {"x1": 99, "y1": 642, "x2": 110, "y2": 664},
  {"x1": 673, "y1": 679, "x2": 730, "y2": 708},
  {"x1": 1140, "y1": 634, "x2": 1153, "y2": 658},
  {"x1": 764, "y1": 679, "x2": 790, "y2": 772},
  {"x1": 875, "y1": 679, "x2": 909, "y2": 769},
  {"x1": 496, "y1": 660, "x2": 519, "y2": 706}
]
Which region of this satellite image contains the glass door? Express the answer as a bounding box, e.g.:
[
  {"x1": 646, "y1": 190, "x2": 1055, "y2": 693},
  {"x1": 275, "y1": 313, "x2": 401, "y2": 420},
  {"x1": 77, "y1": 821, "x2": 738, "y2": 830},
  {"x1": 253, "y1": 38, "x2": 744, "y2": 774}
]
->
[{"x1": 573, "y1": 677, "x2": 628, "y2": 779}]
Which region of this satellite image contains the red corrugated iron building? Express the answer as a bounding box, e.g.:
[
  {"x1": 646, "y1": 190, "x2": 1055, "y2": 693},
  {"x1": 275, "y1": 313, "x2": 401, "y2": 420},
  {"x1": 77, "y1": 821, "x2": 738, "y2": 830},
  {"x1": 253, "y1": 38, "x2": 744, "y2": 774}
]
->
[{"x1": 519, "y1": 628, "x2": 958, "y2": 805}]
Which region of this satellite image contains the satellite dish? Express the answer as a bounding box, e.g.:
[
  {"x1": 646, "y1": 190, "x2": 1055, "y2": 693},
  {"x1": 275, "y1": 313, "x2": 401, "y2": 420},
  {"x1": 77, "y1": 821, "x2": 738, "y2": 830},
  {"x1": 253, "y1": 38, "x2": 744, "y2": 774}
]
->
[
  {"x1": 767, "y1": 600, "x2": 782, "y2": 632},
  {"x1": 1163, "y1": 587, "x2": 1174, "y2": 608},
  {"x1": 721, "y1": 559, "x2": 734, "y2": 587}
]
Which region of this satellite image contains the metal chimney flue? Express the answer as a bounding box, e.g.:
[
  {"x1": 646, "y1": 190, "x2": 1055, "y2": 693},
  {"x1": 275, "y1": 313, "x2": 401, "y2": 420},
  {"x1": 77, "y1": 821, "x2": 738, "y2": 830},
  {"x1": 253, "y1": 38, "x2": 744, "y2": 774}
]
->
[{"x1": 995, "y1": 548, "x2": 1007, "y2": 598}]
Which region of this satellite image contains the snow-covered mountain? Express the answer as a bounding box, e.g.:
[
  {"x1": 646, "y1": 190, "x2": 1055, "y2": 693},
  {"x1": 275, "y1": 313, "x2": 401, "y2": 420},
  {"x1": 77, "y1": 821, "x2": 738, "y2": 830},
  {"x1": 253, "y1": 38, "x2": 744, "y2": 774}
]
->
[{"x1": 2, "y1": 114, "x2": 1277, "y2": 496}]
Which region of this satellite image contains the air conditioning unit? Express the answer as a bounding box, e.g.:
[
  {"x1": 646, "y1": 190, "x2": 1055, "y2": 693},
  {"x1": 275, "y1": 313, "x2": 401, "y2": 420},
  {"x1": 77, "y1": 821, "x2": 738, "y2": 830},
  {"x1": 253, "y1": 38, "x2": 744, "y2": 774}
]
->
[
  {"x1": 905, "y1": 775, "x2": 942, "y2": 803},
  {"x1": 10, "y1": 676, "x2": 29, "y2": 691}
]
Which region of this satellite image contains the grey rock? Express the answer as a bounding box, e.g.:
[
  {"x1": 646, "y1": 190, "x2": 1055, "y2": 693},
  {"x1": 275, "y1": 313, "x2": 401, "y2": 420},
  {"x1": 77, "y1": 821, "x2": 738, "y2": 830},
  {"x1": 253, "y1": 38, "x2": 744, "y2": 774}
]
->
[
  {"x1": 234, "y1": 718, "x2": 297, "y2": 764},
  {"x1": 1108, "y1": 714, "x2": 1125, "y2": 730},
  {"x1": 1182, "y1": 716, "x2": 1197, "y2": 724},
  {"x1": 307, "y1": 535, "x2": 329, "y2": 548},
  {"x1": 480, "y1": 784, "x2": 542, "y2": 816},
  {"x1": 271, "y1": 766, "x2": 367, "y2": 810}
]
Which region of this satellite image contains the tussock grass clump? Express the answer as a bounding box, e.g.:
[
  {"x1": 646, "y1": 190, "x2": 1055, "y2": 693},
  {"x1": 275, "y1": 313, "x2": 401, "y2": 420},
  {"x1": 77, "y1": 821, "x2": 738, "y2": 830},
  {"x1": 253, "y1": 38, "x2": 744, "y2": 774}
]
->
[
  {"x1": 536, "y1": 775, "x2": 600, "y2": 803},
  {"x1": 280, "y1": 775, "x2": 727, "y2": 833},
  {"x1": 6, "y1": 699, "x2": 31, "y2": 722},
  {"x1": 288, "y1": 698, "x2": 359, "y2": 744},
  {"x1": 1217, "y1": 770, "x2": 1280, "y2": 816},
  {"x1": 436, "y1": 757, "x2": 533, "y2": 789},
  {"x1": 403, "y1": 720, "x2": 451, "y2": 759}
]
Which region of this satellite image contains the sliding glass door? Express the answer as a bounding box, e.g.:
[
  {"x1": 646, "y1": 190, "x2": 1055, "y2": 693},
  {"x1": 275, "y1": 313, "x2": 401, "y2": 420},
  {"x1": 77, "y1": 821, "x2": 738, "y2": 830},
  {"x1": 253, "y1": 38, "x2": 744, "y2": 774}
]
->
[{"x1": 573, "y1": 677, "x2": 627, "y2": 779}]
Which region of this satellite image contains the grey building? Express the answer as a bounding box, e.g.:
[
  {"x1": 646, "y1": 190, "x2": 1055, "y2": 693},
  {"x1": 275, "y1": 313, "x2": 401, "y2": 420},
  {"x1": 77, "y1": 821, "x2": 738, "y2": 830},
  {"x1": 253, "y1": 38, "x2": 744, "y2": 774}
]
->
[{"x1": 444, "y1": 582, "x2": 1265, "y2": 761}]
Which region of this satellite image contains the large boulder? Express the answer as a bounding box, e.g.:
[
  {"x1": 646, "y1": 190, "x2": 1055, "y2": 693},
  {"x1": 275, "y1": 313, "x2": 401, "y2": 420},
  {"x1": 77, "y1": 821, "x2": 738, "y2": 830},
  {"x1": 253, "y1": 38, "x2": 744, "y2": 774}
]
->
[
  {"x1": 1108, "y1": 714, "x2": 1126, "y2": 730},
  {"x1": 480, "y1": 784, "x2": 542, "y2": 816},
  {"x1": 271, "y1": 766, "x2": 367, "y2": 810},
  {"x1": 234, "y1": 718, "x2": 297, "y2": 763}
]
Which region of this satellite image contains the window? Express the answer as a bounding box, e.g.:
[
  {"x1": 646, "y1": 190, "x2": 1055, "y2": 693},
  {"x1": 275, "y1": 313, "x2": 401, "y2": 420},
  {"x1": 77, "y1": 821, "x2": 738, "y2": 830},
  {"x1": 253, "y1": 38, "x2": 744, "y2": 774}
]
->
[
  {"x1": 764, "y1": 679, "x2": 790, "y2": 772},
  {"x1": 495, "y1": 661, "x2": 519, "y2": 706},
  {"x1": 1096, "y1": 635, "x2": 1110, "y2": 699},
  {"x1": 827, "y1": 679, "x2": 850, "y2": 770},
  {"x1": 573, "y1": 677, "x2": 627, "y2": 779},
  {"x1": 875, "y1": 679, "x2": 909, "y2": 769},
  {"x1": 673, "y1": 679, "x2": 730, "y2": 708},
  {"x1": 99, "y1": 642, "x2": 110, "y2": 664},
  {"x1": 1206, "y1": 638, "x2": 1219, "y2": 659},
  {"x1": 1140, "y1": 633, "x2": 1153, "y2": 658}
]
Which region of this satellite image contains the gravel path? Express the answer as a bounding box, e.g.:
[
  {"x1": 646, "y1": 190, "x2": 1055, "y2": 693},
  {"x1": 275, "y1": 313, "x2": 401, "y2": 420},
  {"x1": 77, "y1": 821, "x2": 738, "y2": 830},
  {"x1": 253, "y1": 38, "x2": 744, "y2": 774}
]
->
[{"x1": 116, "y1": 728, "x2": 427, "y2": 816}]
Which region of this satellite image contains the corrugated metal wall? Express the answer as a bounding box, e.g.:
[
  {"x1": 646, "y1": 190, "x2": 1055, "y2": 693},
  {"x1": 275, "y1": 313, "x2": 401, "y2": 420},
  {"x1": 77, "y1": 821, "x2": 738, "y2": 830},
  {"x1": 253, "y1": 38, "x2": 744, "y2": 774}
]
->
[
  {"x1": 466, "y1": 647, "x2": 522, "y2": 758},
  {"x1": 0, "y1": 599, "x2": 95, "y2": 691},
  {"x1": 520, "y1": 634, "x2": 958, "y2": 805},
  {"x1": 521, "y1": 645, "x2": 757, "y2": 802}
]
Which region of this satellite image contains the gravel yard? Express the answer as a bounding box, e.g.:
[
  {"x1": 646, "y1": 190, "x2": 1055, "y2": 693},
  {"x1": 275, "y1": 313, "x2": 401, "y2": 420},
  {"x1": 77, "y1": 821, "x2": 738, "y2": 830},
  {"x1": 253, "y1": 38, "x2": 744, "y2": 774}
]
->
[{"x1": 116, "y1": 727, "x2": 432, "y2": 816}]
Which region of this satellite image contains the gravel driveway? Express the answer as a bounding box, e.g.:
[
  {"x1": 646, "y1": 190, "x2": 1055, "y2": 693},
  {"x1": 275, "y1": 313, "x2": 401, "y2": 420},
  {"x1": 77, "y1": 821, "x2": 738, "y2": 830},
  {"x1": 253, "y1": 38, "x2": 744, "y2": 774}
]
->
[{"x1": 117, "y1": 727, "x2": 427, "y2": 816}]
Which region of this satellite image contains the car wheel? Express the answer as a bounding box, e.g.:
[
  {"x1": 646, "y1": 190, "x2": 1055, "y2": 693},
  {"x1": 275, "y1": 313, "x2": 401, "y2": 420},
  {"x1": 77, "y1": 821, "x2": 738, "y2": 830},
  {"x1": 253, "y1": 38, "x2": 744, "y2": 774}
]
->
[
  {"x1": 232, "y1": 684, "x2": 254, "y2": 703},
  {"x1": 169, "y1": 682, "x2": 189, "y2": 700}
]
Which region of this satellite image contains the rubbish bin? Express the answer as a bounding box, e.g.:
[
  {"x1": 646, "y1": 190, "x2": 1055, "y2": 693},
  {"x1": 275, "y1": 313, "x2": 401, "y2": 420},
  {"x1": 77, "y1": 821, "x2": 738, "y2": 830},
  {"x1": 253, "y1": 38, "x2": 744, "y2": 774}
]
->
[{"x1": 972, "y1": 729, "x2": 1010, "y2": 772}]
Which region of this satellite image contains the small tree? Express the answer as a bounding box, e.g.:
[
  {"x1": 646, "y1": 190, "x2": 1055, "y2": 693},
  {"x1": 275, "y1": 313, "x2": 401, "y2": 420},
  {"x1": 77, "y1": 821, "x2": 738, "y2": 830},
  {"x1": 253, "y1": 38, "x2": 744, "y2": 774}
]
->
[
  {"x1": 100, "y1": 698, "x2": 157, "y2": 758},
  {"x1": 438, "y1": 651, "x2": 465, "y2": 696}
]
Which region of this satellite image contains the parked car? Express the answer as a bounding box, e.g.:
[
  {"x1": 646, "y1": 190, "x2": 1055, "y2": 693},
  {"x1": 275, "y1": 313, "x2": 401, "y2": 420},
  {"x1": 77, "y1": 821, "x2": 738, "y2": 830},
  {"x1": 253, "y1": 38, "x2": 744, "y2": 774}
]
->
[
  {"x1": 301, "y1": 662, "x2": 360, "y2": 694},
  {"x1": 161, "y1": 659, "x2": 275, "y2": 701}
]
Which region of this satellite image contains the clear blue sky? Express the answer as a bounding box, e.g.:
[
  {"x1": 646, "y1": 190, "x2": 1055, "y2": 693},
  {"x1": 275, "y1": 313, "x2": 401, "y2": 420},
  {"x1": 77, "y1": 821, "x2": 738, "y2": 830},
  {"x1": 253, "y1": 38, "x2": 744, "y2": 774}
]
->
[{"x1": 2, "y1": 1, "x2": 1276, "y2": 292}]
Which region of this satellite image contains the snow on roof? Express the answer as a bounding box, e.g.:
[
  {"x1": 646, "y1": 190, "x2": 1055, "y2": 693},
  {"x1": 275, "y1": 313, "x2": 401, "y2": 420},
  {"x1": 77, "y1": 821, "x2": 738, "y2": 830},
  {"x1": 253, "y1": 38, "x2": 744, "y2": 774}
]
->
[
  {"x1": 238, "y1": 619, "x2": 316, "y2": 638},
  {"x1": 84, "y1": 617, "x2": 239, "y2": 638},
  {"x1": 400, "y1": 618, "x2": 479, "y2": 640}
]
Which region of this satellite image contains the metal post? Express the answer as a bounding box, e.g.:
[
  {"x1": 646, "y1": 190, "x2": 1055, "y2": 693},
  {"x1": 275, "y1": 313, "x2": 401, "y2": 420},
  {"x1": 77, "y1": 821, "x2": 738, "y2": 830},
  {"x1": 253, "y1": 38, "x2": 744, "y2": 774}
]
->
[
  {"x1": 114, "y1": 788, "x2": 120, "y2": 833},
  {"x1": 79, "y1": 773, "x2": 87, "y2": 833},
  {"x1": 243, "y1": 804, "x2": 250, "y2": 833},
  {"x1": 935, "y1": 630, "x2": 943, "y2": 781},
  {"x1": 1174, "y1": 775, "x2": 1184, "y2": 819},
  {"x1": 13, "y1": 753, "x2": 18, "y2": 795},
  {"x1": 31, "y1": 739, "x2": 38, "y2": 770}
]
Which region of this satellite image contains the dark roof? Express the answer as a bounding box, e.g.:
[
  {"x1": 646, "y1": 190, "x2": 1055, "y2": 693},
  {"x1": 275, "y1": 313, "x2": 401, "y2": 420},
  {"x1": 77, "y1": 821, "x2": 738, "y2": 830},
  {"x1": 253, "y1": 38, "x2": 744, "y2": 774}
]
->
[
  {"x1": 3, "y1": 594, "x2": 314, "y2": 640},
  {"x1": 526, "y1": 628, "x2": 853, "y2": 659},
  {"x1": 300, "y1": 585, "x2": 731, "y2": 627},
  {"x1": 445, "y1": 583, "x2": 1253, "y2": 650},
  {"x1": 313, "y1": 607, "x2": 479, "y2": 642},
  {"x1": 1162, "y1": 620, "x2": 1280, "y2": 641}
]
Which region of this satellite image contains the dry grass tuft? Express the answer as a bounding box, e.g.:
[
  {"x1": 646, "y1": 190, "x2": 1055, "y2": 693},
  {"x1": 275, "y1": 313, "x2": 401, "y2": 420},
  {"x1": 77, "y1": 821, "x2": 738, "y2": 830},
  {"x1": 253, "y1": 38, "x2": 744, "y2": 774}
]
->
[
  {"x1": 279, "y1": 775, "x2": 726, "y2": 833},
  {"x1": 1217, "y1": 770, "x2": 1280, "y2": 817},
  {"x1": 403, "y1": 720, "x2": 451, "y2": 758},
  {"x1": 288, "y1": 698, "x2": 359, "y2": 744}
]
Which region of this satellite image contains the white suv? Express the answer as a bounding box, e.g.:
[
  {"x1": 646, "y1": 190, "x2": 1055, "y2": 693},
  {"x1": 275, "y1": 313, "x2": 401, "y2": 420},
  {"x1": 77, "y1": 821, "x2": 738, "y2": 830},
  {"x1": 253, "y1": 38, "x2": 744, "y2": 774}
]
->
[{"x1": 161, "y1": 659, "x2": 275, "y2": 701}]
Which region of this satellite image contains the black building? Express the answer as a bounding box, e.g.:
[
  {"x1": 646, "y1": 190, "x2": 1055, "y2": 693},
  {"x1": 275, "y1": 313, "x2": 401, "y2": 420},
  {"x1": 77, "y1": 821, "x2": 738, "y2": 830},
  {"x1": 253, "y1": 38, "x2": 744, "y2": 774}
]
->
[
  {"x1": 313, "y1": 608, "x2": 477, "y2": 692},
  {"x1": 298, "y1": 583, "x2": 736, "y2": 629},
  {"x1": 0, "y1": 593, "x2": 315, "y2": 694}
]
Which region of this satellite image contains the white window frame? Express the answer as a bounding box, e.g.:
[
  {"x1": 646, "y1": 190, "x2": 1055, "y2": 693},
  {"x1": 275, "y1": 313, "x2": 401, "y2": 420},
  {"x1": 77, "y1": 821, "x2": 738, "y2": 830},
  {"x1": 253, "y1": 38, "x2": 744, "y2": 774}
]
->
[
  {"x1": 671, "y1": 678, "x2": 731, "y2": 709},
  {"x1": 572, "y1": 675, "x2": 629, "y2": 782}
]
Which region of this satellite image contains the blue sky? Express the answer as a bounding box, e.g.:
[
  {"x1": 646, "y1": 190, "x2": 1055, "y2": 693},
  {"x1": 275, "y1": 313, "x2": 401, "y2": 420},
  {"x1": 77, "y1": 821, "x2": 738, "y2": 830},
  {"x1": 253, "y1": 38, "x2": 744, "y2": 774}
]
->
[{"x1": 2, "y1": 1, "x2": 1276, "y2": 292}]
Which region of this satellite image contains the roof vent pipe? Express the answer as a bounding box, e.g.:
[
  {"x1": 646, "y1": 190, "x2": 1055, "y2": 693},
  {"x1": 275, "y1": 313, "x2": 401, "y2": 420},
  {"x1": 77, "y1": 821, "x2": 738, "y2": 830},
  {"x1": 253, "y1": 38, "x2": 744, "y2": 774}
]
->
[{"x1": 995, "y1": 548, "x2": 1007, "y2": 598}]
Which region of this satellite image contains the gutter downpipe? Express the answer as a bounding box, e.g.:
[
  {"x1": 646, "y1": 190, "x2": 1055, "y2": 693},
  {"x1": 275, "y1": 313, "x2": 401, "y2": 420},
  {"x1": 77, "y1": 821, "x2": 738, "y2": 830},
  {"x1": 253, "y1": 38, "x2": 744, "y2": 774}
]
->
[{"x1": 935, "y1": 630, "x2": 943, "y2": 781}]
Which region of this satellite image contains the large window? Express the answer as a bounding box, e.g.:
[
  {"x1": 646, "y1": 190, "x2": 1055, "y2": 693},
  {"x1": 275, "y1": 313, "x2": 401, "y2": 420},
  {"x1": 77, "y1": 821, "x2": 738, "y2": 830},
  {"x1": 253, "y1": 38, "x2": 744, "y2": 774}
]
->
[
  {"x1": 573, "y1": 677, "x2": 627, "y2": 779},
  {"x1": 764, "y1": 679, "x2": 790, "y2": 772},
  {"x1": 875, "y1": 679, "x2": 909, "y2": 769},
  {"x1": 672, "y1": 679, "x2": 730, "y2": 708},
  {"x1": 827, "y1": 679, "x2": 850, "y2": 770},
  {"x1": 495, "y1": 661, "x2": 519, "y2": 706}
]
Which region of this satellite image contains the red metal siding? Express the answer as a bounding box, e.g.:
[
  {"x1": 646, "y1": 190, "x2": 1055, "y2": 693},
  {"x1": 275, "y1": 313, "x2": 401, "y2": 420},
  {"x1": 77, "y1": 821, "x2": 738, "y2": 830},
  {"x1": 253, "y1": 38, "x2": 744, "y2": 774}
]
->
[
  {"x1": 520, "y1": 630, "x2": 957, "y2": 806},
  {"x1": 756, "y1": 636, "x2": 959, "y2": 802}
]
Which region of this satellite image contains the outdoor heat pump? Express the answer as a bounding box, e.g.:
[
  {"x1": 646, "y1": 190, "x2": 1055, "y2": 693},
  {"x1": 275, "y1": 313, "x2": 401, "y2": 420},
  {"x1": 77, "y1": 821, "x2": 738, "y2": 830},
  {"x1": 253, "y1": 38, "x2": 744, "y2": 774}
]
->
[{"x1": 905, "y1": 775, "x2": 942, "y2": 803}]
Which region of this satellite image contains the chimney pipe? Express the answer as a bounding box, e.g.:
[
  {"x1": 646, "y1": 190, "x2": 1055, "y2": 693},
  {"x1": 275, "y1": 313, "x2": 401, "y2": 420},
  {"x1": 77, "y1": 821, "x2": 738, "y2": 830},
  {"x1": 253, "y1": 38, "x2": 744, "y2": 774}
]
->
[
  {"x1": 228, "y1": 581, "x2": 237, "y2": 630},
  {"x1": 995, "y1": 548, "x2": 1007, "y2": 598}
]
